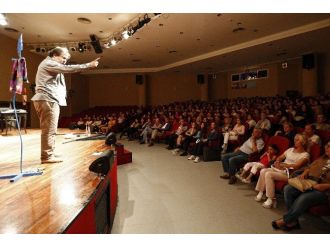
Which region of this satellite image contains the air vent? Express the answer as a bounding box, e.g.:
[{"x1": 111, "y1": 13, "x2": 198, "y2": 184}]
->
[
  {"x1": 4, "y1": 27, "x2": 18, "y2": 32},
  {"x1": 232, "y1": 27, "x2": 245, "y2": 33},
  {"x1": 77, "y1": 17, "x2": 92, "y2": 24}
]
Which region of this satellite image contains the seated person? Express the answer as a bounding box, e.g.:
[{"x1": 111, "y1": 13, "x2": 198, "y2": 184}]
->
[
  {"x1": 77, "y1": 117, "x2": 85, "y2": 130},
  {"x1": 178, "y1": 122, "x2": 199, "y2": 156},
  {"x1": 220, "y1": 127, "x2": 264, "y2": 184},
  {"x1": 275, "y1": 121, "x2": 296, "y2": 147},
  {"x1": 166, "y1": 119, "x2": 187, "y2": 150},
  {"x1": 255, "y1": 112, "x2": 271, "y2": 133},
  {"x1": 314, "y1": 114, "x2": 330, "y2": 131},
  {"x1": 255, "y1": 134, "x2": 309, "y2": 209},
  {"x1": 236, "y1": 144, "x2": 279, "y2": 184},
  {"x1": 245, "y1": 114, "x2": 256, "y2": 135},
  {"x1": 188, "y1": 122, "x2": 218, "y2": 163},
  {"x1": 272, "y1": 142, "x2": 330, "y2": 231},
  {"x1": 222, "y1": 117, "x2": 246, "y2": 154},
  {"x1": 139, "y1": 118, "x2": 152, "y2": 144},
  {"x1": 303, "y1": 123, "x2": 321, "y2": 152},
  {"x1": 148, "y1": 118, "x2": 163, "y2": 146}
]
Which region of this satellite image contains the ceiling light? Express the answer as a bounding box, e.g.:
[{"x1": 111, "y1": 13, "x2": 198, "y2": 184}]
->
[
  {"x1": 77, "y1": 17, "x2": 92, "y2": 24},
  {"x1": 0, "y1": 14, "x2": 7, "y2": 26}
]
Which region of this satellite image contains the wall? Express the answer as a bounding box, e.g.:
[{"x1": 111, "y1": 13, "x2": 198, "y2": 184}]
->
[
  {"x1": 87, "y1": 73, "x2": 139, "y2": 107},
  {"x1": 209, "y1": 72, "x2": 227, "y2": 100},
  {"x1": 0, "y1": 33, "x2": 44, "y2": 128},
  {"x1": 69, "y1": 73, "x2": 89, "y2": 115},
  {"x1": 277, "y1": 58, "x2": 302, "y2": 96},
  {"x1": 147, "y1": 72, "x2": 200, "y2": 105},
  {"x1": 318, "y1": 51, "x2": 330, "y2": 93}
]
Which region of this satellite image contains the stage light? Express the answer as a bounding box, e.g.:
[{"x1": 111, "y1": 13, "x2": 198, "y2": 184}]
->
[
  {"x1": 110, "y1": 38, "x2": 117, "y2": 46},
  {"x1": 122, "y1": 30, "x2": 130, "y2": 40},
  {"x1": 78, "y1": 42, "x2": 85, "y2": 53},
  {"x1": 0, "y1": 14, "x2": 8, "y2": 26}
]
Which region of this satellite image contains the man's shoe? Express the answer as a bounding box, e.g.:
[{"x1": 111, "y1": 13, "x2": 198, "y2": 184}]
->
[
  {"x1": 41, "y1": 158, "x2": 63, "y2": 164},
  {"x1": 220, "y1": 174, "x2": 230, "y2": 179}
]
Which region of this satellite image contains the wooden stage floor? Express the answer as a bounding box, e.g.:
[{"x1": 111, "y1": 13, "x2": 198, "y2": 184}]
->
[{"x1": 0, "y1": 129, "x2": 111, "y2": 233}]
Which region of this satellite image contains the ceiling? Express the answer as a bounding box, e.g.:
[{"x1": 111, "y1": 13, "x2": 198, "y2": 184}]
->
[{"x1": 1, "y1": 13, "x2": 330, "y2": 74}]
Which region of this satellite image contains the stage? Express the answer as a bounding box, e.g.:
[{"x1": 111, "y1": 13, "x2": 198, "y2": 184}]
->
[{"x1": 0, "y1": 129, "x2": 118, "y2": 233}]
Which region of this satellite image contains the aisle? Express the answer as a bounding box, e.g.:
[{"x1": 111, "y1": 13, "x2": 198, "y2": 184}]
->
[{"x1": 111, "y1": 140, "x2": 330, "y2": 233}]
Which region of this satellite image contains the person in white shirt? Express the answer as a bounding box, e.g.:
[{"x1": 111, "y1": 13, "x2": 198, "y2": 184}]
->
[
  {"x1": 303, "y1": 123, "x2": 321, "y2": 152},
  {"x1": 221, "y1": 127, "x2": 264, "y2": 184},
  {"x1": 222, "y1": 118, "x2": 246, "y2": 153},
  {"x1": 255, "y1": 112, "x2": 271, "y2": 132},
  {"x1": 255, "y1": 134, "x2": 310, "y2": 209}
]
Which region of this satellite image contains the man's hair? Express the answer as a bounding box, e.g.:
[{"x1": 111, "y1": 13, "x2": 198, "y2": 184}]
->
[{"x1": 48, "y1": 47, "x2": 71, "y2": 59}]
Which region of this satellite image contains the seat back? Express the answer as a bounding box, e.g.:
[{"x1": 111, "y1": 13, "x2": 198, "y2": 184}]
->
[
  {"x1": 309, "y1": 143, "x2": 322, "y2": 163},
  {"x1": 266, "y1": 136, "x2": 290, "y2": 155}
]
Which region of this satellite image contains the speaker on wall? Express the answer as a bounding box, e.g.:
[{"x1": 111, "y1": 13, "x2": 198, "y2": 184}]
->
[
  {"x1": 197, "y1": 74, "x2": 205, "y2": 84},
  {"x1": 136, "y1": 75, "x2": 144, "y2": 85},
  {"x1": 302, "y1": 53, "x2": 315, "y2": 69}
]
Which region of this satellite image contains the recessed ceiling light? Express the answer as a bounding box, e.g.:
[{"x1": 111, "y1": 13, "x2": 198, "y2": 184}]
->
[
  {"x1": 77, "y1": 17, "x2": 92, "y2": 24},
  {"x1": 4, "y1": 27, "x2": 18, "y2": 32},
  {"x1": 196, "y1": 38, "x2": 200, "y2": 41},
  {"x1": 232, "y1": 27, "x2": 245, "y2": 33},
  {"x1": 99, "y1": 30, "x2": 103, "y2": 33},
  {"x1": 179, "y1": 32, "x2": 184, "y2": 34},
  {"x1": 136, "y1": 37, "x2": 140, "y2": 40},
  {"x1": 159, "y1": 23, "x2": 164, "y2": 27},
  {"x1": 68, "y1": 32, "x2": 73, "y2": 35},
  {"x1": 217, "y1": 14, "x2": 222, "y2": 17},
  {"x1": 108, "y1": 17, "x2": 112, "y2": 20}
]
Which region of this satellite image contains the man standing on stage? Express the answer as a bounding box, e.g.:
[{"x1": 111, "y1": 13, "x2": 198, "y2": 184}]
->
[{"x1": 31, "y1": 47, "x2": 100, "y2": 163}]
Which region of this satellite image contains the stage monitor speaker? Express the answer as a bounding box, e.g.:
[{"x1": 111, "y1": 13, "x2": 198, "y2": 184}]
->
[
  {"x1": 89, "y1": 34, "x2": 103, "y2": 54},
  {"x1": 302, "y1": 54, "x2": 314, "y2": 69},
  {"x1": 105, "y1": 132, "x2": 117, "y2": 146},
  {"x1": 197, "y1": 74, "x2": 205, "y2": 84},
  {"x1": 89, "y1": 150, "x2": 114, "y2": 176},
  {"x1": 136, "y1": 75, "x2": 144, "y2": 85}
]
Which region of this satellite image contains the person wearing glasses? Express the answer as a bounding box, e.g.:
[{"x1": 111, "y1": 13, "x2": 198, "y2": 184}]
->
[{"x1": 31, "y1": 47, "x2": 100, "y2": 164}]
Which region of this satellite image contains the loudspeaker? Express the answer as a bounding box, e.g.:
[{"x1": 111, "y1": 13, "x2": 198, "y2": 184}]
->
[
  {"x1": 89, "y1": 150, "x2": 114, "y2": 175},
  {"x1": 89, "y1": 34, "x2": 103, "y2": 54},
  {"x1": 136, "y1": 75, "x2": 144, "y2": 85},
  {"x1": 105, "y1": 132, "x2": 117, "y2": 146},
  {"x1": 302, "y1": 54, "x2": 314, "y2": 69},
  {"x1": 197, "y1": 74, "x2": 205, "y2": 84}
]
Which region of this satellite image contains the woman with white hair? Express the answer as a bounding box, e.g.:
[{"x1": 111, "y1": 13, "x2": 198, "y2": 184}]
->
[
  {"x1": 255, "y1": 134, "x2": 310, "y2": 208},
  {"x1": 31, "y1": 47, "x2": 100, "y2": 164}
]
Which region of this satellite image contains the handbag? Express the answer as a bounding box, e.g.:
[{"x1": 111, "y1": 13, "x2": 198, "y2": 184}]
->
[{"x1": 288, "y1": 177, "x2": 317, "y2": 192}]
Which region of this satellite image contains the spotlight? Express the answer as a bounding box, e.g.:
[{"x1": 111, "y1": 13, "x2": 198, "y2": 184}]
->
[
  {"x1": 110, "y1": 38, "x2": 117, "y2": 46},
  {"x1": 70, "y1": 47, "x2": 77, "y2": 52},
  {"x1": 122, "y1": 30, "x2": 130, "y2": 40},
  {"x1": 35, "y1": 47, "x2": 41, "y2": 52},
  {"x1": 40, "y1": 48, "x2": 46, "y2": 53},
  {"x1": 78, "y1": 42, "x2": 85, "y2": 53}
]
